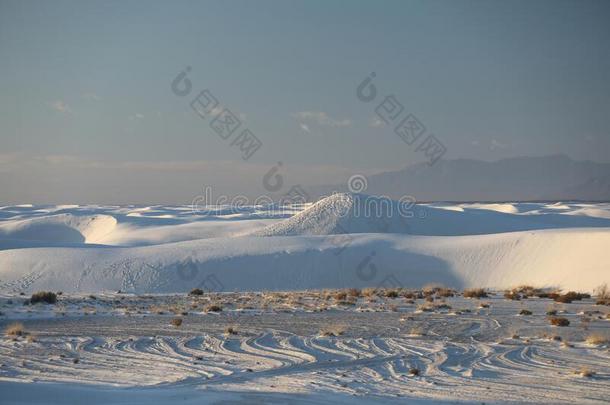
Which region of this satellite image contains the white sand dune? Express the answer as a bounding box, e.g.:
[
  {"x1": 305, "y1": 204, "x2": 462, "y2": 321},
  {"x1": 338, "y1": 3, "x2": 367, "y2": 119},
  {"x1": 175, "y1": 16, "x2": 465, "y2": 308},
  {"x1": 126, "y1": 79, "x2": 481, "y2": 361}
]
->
[
  {"x1": 0, "y1": 214, "x2": 117, "y2": 245},
  {"x1": 0, "y1": 195, "x2": 608, "y2": 293}
]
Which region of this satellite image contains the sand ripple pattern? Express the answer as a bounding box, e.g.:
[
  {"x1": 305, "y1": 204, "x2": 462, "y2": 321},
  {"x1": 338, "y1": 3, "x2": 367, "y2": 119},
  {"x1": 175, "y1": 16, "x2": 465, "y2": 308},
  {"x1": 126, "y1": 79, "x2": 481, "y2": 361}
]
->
[{"x1": 1, "y1": 329, "x2": 609, "y2": 404}]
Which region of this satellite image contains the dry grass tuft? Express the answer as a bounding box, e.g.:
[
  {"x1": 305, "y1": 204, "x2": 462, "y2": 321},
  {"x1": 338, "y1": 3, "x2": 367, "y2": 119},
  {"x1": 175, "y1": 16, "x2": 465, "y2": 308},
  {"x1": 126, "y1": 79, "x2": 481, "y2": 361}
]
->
[
  {"x1": 319, "y1": 324, "x2": 346, "y2": 337},
  {"x1": 519, "y1": 309, "x2": 533, "y2": 316},
  {"x1": 171, "y1": 317, "x2": 183, "y2": 327},
  {"x1": 362, "y1": 288, "x2": 377, "y2": 298},
  {"x1": 224, "y1": 326, "x2": 238, "y2": 335},
  {"x1": 549, "y1": 317, "x2": 570, "y2": 327},
  {"x1": 577, "y1": 367, "x2": 595, "y2": 378},
  {"x1": 594, "y1": 283, "x2": 610, "y2": 305},
  {"x1": 5, "y1": 322, "x2": 26, "y2": 337},
  {"x1": 585, "y1": 333, "x2": 608, "y2": 345}
]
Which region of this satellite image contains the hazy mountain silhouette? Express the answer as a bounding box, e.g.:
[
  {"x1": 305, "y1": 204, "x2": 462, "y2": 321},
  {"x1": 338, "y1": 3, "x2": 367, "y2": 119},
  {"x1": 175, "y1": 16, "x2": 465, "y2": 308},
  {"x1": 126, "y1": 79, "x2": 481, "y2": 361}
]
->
[{"x1": 312, "y1": 155, "x2": 610, "y2": 202}]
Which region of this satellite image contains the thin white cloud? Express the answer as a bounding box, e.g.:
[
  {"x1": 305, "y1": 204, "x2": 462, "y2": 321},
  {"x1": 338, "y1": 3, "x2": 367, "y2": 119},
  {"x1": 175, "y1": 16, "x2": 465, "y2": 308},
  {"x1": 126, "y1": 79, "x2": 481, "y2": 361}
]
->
[
  {"x1": 208, "y1": 106, "x2": 246, "y2": 122},
  {"x1": 292, "y1": 111, "x2": 351, "y2": 128},
  {"x1": 49, "y1": 100, "x2": 72, "y2": 114},
  {"x1": 129, "y1": 113, "x2": 145, "y2": 120},
  {"x1": 299, "y1": 123, "x2": 311, "y2": 133},
  {"x1": 369, "y1": 117, "x2": 386, "y2": 128},
  {"x1": 82, "y1": 92, "x2": 101, "y2": 101}
]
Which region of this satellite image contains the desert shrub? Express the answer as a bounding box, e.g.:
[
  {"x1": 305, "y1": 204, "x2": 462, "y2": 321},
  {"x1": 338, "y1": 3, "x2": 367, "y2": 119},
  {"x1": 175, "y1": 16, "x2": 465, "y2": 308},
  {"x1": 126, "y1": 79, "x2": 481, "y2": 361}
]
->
[
  {"x1": 347, "y1": 288, "x2": 361, "y2": 297},
  {"x1": 555, "y1": 291, "x2": 590, "y2": 303},
  {"x1": 504, "y1": 290, "x2": 521, "y2": 301},
  {"x1": 519, "y1": 309, "x2": 532, "y2": 316},
  {"x1": 30, "y1": 291, "x2": 57, "y2": 304},
  {"x1": 549, "y1": 317, "x2": 570, "y2": 327},
  {"x1": 5, "y1": 322, "x2": 26, "y2": 337},
  {"x1": 385, "y1": 289, "x2": 399, "y2": 298},
  {"x1": 417, "y1": 303, "x2": 435, "y2": 312},
  {"x1": 171, "y1": 317, "x2": 183, "y2": 327},
  {"x1": 479, "y1": 302, "x2": 490, "y2": 308},
  {"x1": 189, "y1": 288, "x2": 204, "y2": 296},
  {"x1": 224, "y1": 326, "x2": 238, "y2": 335},
  {"x1": 334, "y1": 290, "x2": 348, "y2": 301},
  {"x1": 463, "y1": 288, "x2": 488, "y2": 299},
  {"x1": 205, "y1": 304, "x2": 222, "y2": 312},
  {"x1": 585, "y1": 333, "x2": 608, "y2": 345},
  {"x1": 436, "y1": 287, "x2": 455, "y2": 298},
  {"x1": 546, "y1": 309, "x2": 558, "y2": 316},
  {"x1": 408, "y1": 367, "x2": 420, "y2": 376},
  {"x1": 403, "y1": 291, "x2": 415, "y2": 299},
  {"x1": 545, "y1": 292, "x2": 561, "y2": 300}
]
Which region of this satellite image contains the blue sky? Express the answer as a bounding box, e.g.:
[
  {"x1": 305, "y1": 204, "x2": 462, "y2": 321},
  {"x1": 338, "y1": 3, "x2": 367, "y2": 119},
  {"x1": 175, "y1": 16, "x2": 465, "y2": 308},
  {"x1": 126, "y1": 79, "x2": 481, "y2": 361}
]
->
[{"x1": 1, "y1": 0, "x2": 609, "y2": 203}]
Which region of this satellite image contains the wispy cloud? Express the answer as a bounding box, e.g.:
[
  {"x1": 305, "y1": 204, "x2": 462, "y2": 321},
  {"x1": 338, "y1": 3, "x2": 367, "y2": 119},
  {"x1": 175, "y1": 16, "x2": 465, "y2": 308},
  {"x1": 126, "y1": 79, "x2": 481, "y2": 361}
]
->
[
  {"x1": 299, "y1": 123, "x2": 311, "y2": 133},
  {"x1": 490, "y1": 139, "x2": 507, "y2": 150},
  {"x1": 82, "y1": 92, "x2": 101, "y2": 101},
  {"x1": 292, "y1": 111, "x2": 351, "y2": 129},
  {"x1": 209, "y1": 106, "x2": 247, "y2": 121},
  {"x1": 129, "y1": 113, "x2": 145, "y2": 120},
  {"x1": 49, "y1": 100, "x2": 72, "y2": 114}
]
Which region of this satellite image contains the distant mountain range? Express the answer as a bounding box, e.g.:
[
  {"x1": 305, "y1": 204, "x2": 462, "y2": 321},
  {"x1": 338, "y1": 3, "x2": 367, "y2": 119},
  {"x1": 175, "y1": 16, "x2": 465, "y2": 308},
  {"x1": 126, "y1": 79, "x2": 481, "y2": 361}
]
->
[{"x1": 312, "y1": 155, "x2": 610, "y2": 202}]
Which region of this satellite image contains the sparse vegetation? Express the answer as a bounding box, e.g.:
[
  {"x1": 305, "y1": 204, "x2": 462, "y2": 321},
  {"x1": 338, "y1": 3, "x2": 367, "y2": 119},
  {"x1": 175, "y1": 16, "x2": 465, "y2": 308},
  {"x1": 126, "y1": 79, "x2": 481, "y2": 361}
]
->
[
  {"x1": 519, "y1": 309, "x2": 532, "y2": 316},
  {"x1": 463, "y1": 288, "x2": 488, "y2": 299},
  {"x1": 504, "y1": 290, "x2": 521, "y2": 300},
  {"x1": 408, "y1": 367, "x2": 420, "y2": 376},
  {"x1": 549, "y1": 317, "x2": 570, "y2": 327},
  {"x1": 224, "y1": 326, "x2": 238, "y2": 335},
  {"x1": 171, "y1": 317, "x2": 183, "y2": 327},
  {"x1": 436, "y1": 287, "x2": 455, "y2": 298},
  {"x1": 29, "y1": 291, "x2": 57, "y2": 305}
]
